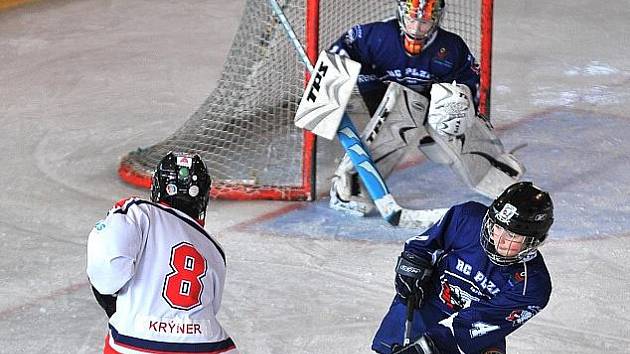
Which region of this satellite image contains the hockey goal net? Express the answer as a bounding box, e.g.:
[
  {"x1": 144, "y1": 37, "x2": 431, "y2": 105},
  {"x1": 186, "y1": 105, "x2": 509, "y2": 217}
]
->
[{"x1": 118, "y1": 0, "x2": 493, "y2": 201}]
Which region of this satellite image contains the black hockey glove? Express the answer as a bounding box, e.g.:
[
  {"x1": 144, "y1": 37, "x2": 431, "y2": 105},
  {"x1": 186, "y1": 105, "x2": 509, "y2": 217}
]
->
[
  {"x1": 91, "y1": 285, "x2": 117, "y2": 318},
  {"x1": 391, "y1": 334, "x2": 439, "y2": 354},
  {"x1": 395, "y1": 251, "x2": 433, "y2": 307}
]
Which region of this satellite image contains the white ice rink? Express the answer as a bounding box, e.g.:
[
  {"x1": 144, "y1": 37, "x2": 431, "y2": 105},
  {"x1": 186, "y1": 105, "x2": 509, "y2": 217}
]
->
[{"x1": 1, "y1": 1, "x2": 630, "y2": 353}]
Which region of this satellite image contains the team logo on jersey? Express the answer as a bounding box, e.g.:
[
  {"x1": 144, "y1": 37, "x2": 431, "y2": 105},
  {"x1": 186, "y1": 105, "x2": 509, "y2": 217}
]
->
[
  {"x1": 506, "y1": 306, "x2": 541, "y2": 326},
  {"x1": 345, "y1": 25, "x2": 362, "y2": 45},
  {"x1": 507, "y1": 270, "x2": 526, "y2": 287},
  {"x1": 495, "y1": 203, "x2": 518, "y2": 224},
  {"x1": 472, "y1": 62, "x2": 480, "y2": 75},
  {"x1": 94, "y1": 220, "x2": 106, "y2": 231},
  {"x1": 467, "y1": 54, "x2": 480, "y2": 75},
  {"x1": 437, "y1": 47, "x2": 448, "y2": 59},
  {"x1": 433, "y1": 48, "x2": 453, "y2": 68},
  {"x1": 439, "y1": 278, "x2": 479, "y2": 311}
]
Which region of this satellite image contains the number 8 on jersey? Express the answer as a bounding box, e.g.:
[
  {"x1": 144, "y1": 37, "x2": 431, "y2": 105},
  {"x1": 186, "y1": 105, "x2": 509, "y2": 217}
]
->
[{"x1": 163, "y1": 242, "x2": 208, "y2": 310}]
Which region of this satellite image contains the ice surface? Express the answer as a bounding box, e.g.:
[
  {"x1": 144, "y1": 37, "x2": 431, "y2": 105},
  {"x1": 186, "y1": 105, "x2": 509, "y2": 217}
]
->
[{"x1": 1, "y1": 1, "x2": 630, "y2": 353}]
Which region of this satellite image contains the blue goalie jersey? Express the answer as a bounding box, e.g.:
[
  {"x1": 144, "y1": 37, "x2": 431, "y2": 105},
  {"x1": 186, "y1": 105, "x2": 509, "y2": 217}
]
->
[
  {"x1": 372, "y1": 202, "x2": 552, "y2": 354},
  {"x1": 330, "y1": 19, "x2": 480, "y2": 105}
]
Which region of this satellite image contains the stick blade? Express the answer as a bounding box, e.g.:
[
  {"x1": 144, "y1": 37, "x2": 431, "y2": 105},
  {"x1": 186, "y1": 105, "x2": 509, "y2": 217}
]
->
[{"x1": 295, "y1": 51, "x2": 361, "y2": 140}]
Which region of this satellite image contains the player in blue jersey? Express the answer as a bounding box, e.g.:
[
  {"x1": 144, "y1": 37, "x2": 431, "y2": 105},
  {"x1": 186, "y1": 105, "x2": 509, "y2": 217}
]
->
[
  {"x1": 328, "y1": 0, "x2": 524, "y2": 216},
  {"x1": 372, "y1": 182, "x2": 554, "y2": 354}
]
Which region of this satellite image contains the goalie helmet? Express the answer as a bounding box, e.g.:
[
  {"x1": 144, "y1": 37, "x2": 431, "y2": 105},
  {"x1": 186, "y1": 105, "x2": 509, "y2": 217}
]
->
[
  {"x1": 396, "y1": 0, "x2": 445, "y2": 56},
  {"x1": 480, "y1": 182, "x2": 554, "y2": 266},
  {"x1": 151, "y1": 152, "x2": 212, "y2": 222}
]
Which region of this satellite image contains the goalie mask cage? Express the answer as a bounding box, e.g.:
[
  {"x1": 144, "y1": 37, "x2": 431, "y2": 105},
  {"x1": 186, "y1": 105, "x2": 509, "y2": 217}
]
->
[{"x1": 118, "y1": 0, "x2": 493, "y2": 201}]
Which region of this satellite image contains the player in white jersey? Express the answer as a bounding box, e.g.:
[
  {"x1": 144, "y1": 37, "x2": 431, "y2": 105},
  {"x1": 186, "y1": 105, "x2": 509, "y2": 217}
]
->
[{"x1": 87, "y1": 152, "x2": 238, "y2": 354}]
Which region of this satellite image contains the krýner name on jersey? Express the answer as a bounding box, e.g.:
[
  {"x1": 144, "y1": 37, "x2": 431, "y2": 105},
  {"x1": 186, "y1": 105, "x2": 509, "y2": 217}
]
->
[
  {"x1": 135, "y1": 316, "x2": 218, "y2": 336},
  {"x1": 149, "y1": 321, "x2": 202, "y2": 335}
]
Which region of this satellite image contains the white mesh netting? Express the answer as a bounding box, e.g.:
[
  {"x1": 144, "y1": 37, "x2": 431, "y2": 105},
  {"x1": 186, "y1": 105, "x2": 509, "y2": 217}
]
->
[{"x1": 119, "y1": 0, "x2": 488, "y2": 200}]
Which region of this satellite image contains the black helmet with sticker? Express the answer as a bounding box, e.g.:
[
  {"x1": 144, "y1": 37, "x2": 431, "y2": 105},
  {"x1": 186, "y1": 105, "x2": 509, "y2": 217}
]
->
[
  {"x1": 150, "y1": 152, "x2": 211, "y2": 221},
  {"x1": 480, "y1": 182, "x2": 554, "y2": 265}
]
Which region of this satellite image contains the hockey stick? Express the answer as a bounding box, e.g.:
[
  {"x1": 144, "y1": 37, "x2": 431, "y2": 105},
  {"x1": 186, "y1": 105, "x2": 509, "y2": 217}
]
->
[
  {"x1": 403, "y1": 293, "x2": 420, "y2": 346},
  {"x1": 393, "y1": 294, "x2": 436, "y2": 354},
  {"x1": 268, "y1": 0, "x2": 446, "y2": 228}
]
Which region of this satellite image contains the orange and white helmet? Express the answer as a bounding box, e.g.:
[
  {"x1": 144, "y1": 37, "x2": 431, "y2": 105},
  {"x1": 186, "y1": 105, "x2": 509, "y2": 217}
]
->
[{"x1": 396, "y1": 0, "x2": 445, "y2": 55}]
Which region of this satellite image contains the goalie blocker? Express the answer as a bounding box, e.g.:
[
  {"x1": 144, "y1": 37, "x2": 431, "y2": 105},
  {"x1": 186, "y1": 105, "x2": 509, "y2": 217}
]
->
[{"x1": 295, "y1": 51, "x2": 447, "y2": 229}]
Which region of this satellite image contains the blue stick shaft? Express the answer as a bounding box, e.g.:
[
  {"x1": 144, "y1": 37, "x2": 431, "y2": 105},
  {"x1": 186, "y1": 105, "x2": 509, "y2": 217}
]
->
[
  {"x1": 267, "y1": 0, "x2": 313, "y2": 72},
  {"x1": 337, "y1": 114, "x2": 388, "y2": 201}
]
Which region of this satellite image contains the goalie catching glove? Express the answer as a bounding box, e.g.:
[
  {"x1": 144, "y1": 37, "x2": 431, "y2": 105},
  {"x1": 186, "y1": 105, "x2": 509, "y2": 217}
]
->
[
  {"x1": 427, "y1": 81, "x2": 475, "y2": 137},
  {"x1": 395, "y1": 251, "x2": 433, "y2": 308}
]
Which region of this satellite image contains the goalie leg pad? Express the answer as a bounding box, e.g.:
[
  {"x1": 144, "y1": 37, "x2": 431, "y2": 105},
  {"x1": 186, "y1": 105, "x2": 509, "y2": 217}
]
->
[
  {"x1": 362, "y1": 82, "x2": 429, "y2": 177},
  {"x1": 418, "y1": 136, "x2": 454, "y2": 165},
  {"x1": 472, "y1": 152, "x2": 525, "y2": 198},
  {"x1": 422, "y1": 115, "x2": 525, "y2": 199},
  {"x1": 330, "y1": 83, "x2": 430, "y2": 214}
]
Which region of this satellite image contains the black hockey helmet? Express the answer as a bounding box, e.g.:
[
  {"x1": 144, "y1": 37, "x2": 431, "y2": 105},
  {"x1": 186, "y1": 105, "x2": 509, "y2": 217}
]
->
[
  {"x1": 151, "y1": 152, "x2": 211, "y2": 221},
  {"x1": 480, "y1": 182, "x2": 554, "y2": 265}
]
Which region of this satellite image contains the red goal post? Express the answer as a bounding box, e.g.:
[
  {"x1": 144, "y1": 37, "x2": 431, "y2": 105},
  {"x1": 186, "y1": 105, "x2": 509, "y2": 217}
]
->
[{"x1": 118, "y1": 0, "x2": 493, "y2": 201}]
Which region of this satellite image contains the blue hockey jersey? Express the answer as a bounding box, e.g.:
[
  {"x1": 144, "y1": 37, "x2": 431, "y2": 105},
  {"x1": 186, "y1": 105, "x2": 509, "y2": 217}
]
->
[
  {"x1": 372, "y1": 202, "x2": 552, "y2": 354},
  {"x1": 329, "y1": 19, "x2": 480, "y2": 105}
]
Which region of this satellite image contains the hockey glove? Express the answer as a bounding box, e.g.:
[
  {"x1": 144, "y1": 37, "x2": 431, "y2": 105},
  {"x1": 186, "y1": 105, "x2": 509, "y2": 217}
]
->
[
  {"x1": 427, "y1": 81, "x2": 475, "y2": 137},
  {"x1": 391, "y1": 334, "x2": 439, "y2": 354},
  {"x1": 91, "y1": 285, "x2": 117, "y2": 318},
  {"x1": 395, "y1": 251, "x2": 433, "y2": 307}
]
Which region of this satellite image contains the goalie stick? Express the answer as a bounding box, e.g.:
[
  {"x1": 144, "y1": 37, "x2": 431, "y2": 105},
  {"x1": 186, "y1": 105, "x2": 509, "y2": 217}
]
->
[{"x1": 268, "y1": 0, "x2": 446, "y2": 228}]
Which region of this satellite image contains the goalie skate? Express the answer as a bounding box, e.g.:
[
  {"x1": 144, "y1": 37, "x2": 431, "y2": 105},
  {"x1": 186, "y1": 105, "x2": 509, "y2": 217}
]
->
[{"x1": 329, "y1": 174, "x2": 373, "y2": 216}]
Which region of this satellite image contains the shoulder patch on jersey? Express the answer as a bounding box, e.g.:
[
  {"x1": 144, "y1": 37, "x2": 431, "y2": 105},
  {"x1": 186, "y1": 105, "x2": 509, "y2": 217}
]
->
[
  {"x1": 94, "y1": 220, "x2": 107, "y2": 231},
  {"x1": 470, "y1": 55, "x2": 480, "y2": 74},
  {"x1": 505, "y1": 305, "x2": 541, "y2": 326},
  {"x1": 345, "y1": 25, "x2": 363, "y2": 45},
  {"x1": 436, "y1": 47, "x2": 448, "y2": 59}
]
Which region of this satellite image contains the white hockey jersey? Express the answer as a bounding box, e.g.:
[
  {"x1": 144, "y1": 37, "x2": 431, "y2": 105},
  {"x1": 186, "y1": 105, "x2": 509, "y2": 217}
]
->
[{"x1": 87, "y1": 198, "x2": 237, "y2": 354}]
